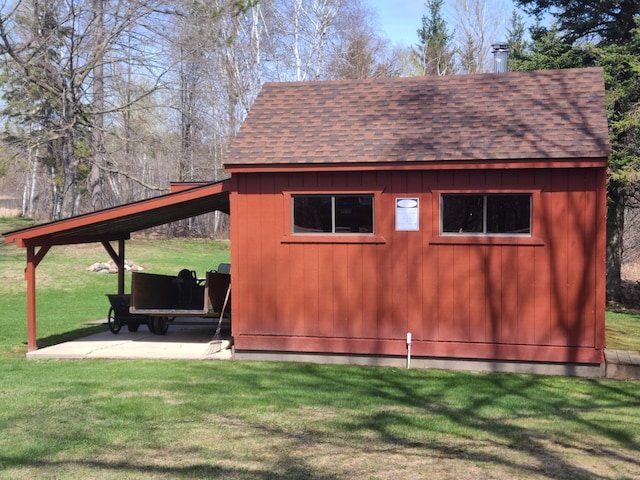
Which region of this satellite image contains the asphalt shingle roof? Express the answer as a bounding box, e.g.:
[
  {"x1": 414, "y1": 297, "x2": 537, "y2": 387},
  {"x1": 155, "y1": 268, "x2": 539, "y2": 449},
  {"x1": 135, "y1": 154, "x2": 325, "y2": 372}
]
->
[{"x1": 224, "y1": 68, "x2": 609, "y2": 169}]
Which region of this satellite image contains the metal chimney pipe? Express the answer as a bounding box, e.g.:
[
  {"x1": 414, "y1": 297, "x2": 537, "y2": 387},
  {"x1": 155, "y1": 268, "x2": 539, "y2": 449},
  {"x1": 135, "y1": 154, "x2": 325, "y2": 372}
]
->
[{"x1": 491, "y1": 42, "x2": 509, "y2": 73}]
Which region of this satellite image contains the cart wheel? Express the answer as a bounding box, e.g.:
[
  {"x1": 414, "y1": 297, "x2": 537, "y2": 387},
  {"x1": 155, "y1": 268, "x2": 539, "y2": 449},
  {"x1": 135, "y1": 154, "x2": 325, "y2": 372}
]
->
[
  {"x1": 127, "y1": 322, "x2": 140, "y2": 332},
  {"x1": 147, "y1": 317, "x2": 157, "y2": 334},
  {"x1": 107, "y1": 307, "x2": 121, "y2": 334},
  {"x1": 153, "y1": 317, "x2": 169, "y2": 335}
]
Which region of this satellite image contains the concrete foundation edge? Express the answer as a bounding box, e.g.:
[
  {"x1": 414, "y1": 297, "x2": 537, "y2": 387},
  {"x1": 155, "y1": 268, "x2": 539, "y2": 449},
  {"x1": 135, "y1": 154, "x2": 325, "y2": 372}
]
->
[
  {"x1": 234, "y1": 351, "x2": 604, "y2": 378},
  {"x1": 605, "y1": 362, "x2": 640, "y2": 380}
]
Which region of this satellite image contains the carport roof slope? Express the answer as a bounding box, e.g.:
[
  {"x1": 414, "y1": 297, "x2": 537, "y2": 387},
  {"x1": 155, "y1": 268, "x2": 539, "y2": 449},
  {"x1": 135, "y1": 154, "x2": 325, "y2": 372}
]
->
[
  {"x1": 3, "y1": 180, "x2": 230, "y2": 247},
  {"x1": 224, "y1": 67, "x2": 610, "y2": 169}
]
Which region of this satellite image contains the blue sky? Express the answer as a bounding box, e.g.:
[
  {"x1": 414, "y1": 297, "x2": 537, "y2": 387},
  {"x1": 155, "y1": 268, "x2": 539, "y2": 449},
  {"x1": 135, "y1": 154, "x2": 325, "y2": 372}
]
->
[{"x1": 367, "y1": 0, "x2": 525, "y2": 48}]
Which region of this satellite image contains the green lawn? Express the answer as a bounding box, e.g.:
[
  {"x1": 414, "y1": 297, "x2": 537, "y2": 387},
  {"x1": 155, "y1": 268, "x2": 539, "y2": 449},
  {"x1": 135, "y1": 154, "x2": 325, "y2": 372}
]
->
[
  {"x1": 1, "y1": 217, "x2": 640, "y2": 479},
  {"x1": 604, "y1": 310, "x2": 640, "y2": 351},
  {"x1": 1, "y1": 358, "x2": 639, "y2": 479}
]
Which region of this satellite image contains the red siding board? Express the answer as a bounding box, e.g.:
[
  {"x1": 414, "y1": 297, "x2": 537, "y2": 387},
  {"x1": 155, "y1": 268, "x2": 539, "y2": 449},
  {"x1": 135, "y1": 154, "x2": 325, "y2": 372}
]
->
[
  {"x1": 567, "y1": 172, "x2": 589, "y2": 348},
  {"x1": 314, "y1": 244, "x2": 332, "y2": 337},
  {"x1": 329, "y1": 244, "x2": 342, "y2": 337},
  {"x1": 289, "y1": 244, "x2": 307, "y2": 336},
  {"x1": 549, "y1": 170, "x2": 570, "y2": 346},
  {"x1": 468, "y1": 245, "x2": 488, "y2": 343},
  {"x1": 231, "y1": 175, "x2": 253, "y2": 335},
  {"x1": 344, "y1": 245, "x2": 365, "y2": 338},
  {"x1": 422, "y1": 190, "x2": 438, "y2": 342},
  {"x1": 437, "y1": 170, "x2": 455, "y2": 188},
  {"x1": 247, "y1": 175, "x2": 268, "y2": 333},
  {"x1": 392, "y1": 231, "x2": 409, "y2": 339},
  {"x1": 275, "y1": 176, "x2": 291, "y2": 335},
  {"x1": 452, "y1": 245, "x2": 471, "y2": 342},
  {"x1": 501, "y1": 246, "x2": 519, "y2": 344},
  {"x1": 260, "y1": 175, "x2": 278, "y2": 331},
  {"x1": 501, "y1": 168, "x2": 520, "y2": 187},
  {"x1": 517, "y1": 246, "x2": 536, "y2": 345},
  {"x1": 437, "y1": 245, "x2": 456, "y2": 341},
  {"x1": 305, "y1": 244, "x2": 321, "y2": 336},
  {"x1": 361, "y1": 245, "x2": 378, "y2": 338},
  {"x1": 485, "y1": 245, "x2": 503, "y2": 343},
  {"x1": 377, "y1": 182, "x2": 395, "y2": 340},
  {"x1": 332, "y1": 171, "x2": 348, "y2": 189},
  {"x1": 534, "y1": 170, "x2": 553, "y2": 345}
]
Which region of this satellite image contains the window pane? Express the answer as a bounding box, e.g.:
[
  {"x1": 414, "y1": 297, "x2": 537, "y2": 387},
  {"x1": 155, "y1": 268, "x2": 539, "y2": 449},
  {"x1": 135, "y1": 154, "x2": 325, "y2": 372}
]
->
[
  {"x1": 486, "y1": 194, "x2": 531, "y2": 234},
  {"x1": 335, "y1": 195, "x2": 374, "y2": 233},
  {"x1": 292, "y1": 194, "x2": 374, "y2": 234},
  {"x1": 442, "y1": 195, "x2": 483, "y2": 233},
  {"x1": 293, "y1": 196, "x2": 332, "y2": 233}
]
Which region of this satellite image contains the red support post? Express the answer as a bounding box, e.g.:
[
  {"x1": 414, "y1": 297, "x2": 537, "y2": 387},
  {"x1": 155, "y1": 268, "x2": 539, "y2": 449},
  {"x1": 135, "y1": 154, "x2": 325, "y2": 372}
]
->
[
  {"x1": 24, "y1": 245, "x2": 50, "y2": 351},
  {"x1": 25, "y1": 246, "x2": 37, "y2": 351}
]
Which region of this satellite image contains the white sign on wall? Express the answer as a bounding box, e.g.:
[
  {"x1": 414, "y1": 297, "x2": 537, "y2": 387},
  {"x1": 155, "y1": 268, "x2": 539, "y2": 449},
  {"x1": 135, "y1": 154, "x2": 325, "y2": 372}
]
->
[{"x1": 395, "y1": 198, "x2": 419, "y2": 231}]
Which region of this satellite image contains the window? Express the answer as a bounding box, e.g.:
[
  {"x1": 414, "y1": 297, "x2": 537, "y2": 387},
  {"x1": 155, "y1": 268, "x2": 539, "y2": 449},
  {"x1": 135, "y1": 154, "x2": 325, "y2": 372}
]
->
[
  {"x1": 292, "y1": 194, "x2": 374, "y2": 234},
  {"x1": 441, "y1": 193, "x2": 531, "y2": 235}
]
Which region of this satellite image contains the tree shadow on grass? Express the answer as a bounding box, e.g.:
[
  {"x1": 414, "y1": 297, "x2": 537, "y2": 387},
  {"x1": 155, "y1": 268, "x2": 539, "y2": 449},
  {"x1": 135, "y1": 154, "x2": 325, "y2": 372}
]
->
[
  {"x1": 361, "y1": 370, "x2": 640, "y2": 478},
  {"x1": 1, "y1": 362, "x2": 639, "y2": 479},
  {"x1": 228, "y1": 363, "x2": 640, "y2": 479},
  {"x1": 0, "y1": 458, "x2": 339, "y2": 480}
]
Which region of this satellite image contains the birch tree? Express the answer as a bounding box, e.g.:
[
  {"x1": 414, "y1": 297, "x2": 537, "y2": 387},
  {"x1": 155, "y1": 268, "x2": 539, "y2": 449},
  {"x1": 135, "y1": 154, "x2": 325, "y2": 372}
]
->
[
  {"x1": 262, "y1": 0, "x2": 342, "y2": 81},
  {"x1": 89, "y1": 0, "x2": 106, "y2": 211},
  {"x1": 0, "y1": 0, "x2": 170, "y2": 219}
]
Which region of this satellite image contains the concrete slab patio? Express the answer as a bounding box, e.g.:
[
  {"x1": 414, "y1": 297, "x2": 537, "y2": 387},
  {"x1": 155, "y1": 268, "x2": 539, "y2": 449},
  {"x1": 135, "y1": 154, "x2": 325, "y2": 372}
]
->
[{"x1": 26, "y1": 322, "x2": 232, "y2": 360}]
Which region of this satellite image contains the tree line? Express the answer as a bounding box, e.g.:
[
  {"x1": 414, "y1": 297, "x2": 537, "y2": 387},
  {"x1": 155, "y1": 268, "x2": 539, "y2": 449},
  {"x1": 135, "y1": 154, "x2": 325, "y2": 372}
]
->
[
  {"x1": 1, "y1": 0, "x2": 639, "y2": 300},
  {"x1": 0, "y1": 0, "x2": 513, "y2": 224},
  {"x1": 0, "y1": 0, "x2": 396, "y2": 226}
]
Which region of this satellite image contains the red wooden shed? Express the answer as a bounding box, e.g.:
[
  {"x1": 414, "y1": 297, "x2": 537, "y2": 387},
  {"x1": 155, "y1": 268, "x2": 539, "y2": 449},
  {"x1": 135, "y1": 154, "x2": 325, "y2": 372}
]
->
[
  {"x1": 225, "y1": 67, "x2": 609, "y2": 374},
  {"x1": 4, "y1": 67, "x2": 609, "y2": 374}
]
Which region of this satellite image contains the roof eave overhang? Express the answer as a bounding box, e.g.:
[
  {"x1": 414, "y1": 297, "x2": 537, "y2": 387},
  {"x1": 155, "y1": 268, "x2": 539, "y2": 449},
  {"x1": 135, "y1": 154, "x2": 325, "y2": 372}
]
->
[
  {"x1": 3, "y1": 179, "x2": 231, "y2": 249},
  {"x1": 224, "y1": 156, "x2": 609, "y2": 174}
]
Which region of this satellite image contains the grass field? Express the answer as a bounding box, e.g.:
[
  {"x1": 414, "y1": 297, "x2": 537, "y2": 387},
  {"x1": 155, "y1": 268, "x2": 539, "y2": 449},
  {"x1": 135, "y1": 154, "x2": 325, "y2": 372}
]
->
[
  {"x1": 1, "y1": 217, "x2": 640, "y2": 479},
  {"x1": 0, "y1": 359, "x2": 638, "y2": 479}
]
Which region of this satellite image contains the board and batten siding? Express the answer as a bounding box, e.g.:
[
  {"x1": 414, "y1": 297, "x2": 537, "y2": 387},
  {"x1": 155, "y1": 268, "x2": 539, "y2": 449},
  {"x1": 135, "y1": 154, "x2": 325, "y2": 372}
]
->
[{"x1": 230, "y1": 167, "x2": 605, "y2": 364}]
